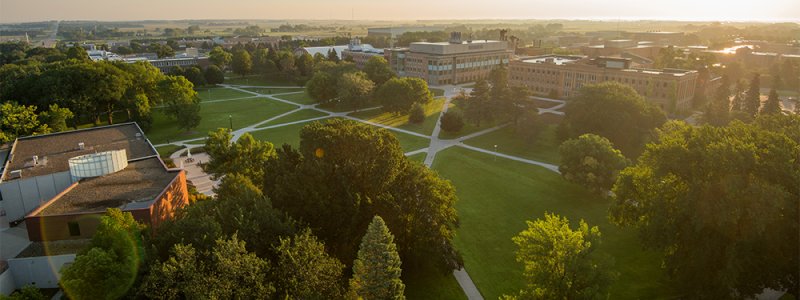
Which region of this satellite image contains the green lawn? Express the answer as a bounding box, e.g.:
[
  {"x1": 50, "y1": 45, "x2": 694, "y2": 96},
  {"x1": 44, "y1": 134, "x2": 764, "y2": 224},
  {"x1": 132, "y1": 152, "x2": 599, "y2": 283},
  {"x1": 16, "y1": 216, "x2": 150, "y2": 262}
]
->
[
  {"x1": 274, "y1": 91, "x2": 318, "y2": 105},
  {"x1": 257, "y1": 109, "x2": 330, "y2": 128},
  {"x1": 403, "y1": 260, "x2": 467, "y2": 300},
  {"x1": 147, "y1": 98, "x2": 298, "y2": 145},
  {"x1": 242, "y1": 87, "x2": 305, "y2": 95},
  {"x1": 224, "y1": 74, "x2": 300, "y2": 86},
  {"x1": 431, "y1": 88, "x2": 445, "y2": 97},
  {"x1": 432, "y1": 147, "x2": 673, "y2": 299},
  {"x1": 196, "y1": 87, "x2": 254, "y2": 102},
  {"x1": 251, "y1": 119, "x2": 430, "y2": 153},
  {"x1": 463, "y1": 124, "x2": 561, "y2": 165},
  {"x1": 349, "y1": 98, "x2": 445, "y2": 136},
  {"x1": 155, "y1": 144, "x2": 184, "y2": 158},
  {"x1": 406, "y1": 152, "x2": 428, "y2": 163}
]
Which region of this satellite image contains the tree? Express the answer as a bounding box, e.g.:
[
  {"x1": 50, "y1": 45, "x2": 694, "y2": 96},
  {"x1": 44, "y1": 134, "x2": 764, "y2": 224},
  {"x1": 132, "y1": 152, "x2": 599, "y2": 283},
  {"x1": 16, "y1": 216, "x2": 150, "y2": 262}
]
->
[
  {"x1": 610, "y1": 119, "x2": 800, "y2": 298},
  {"x1": 263, "y1": 119, "x2": 462, "y2": 271},
  {"x1": 208, "y1": 46, "x2": 232, "y2": 69},
  {"x1": 204, "y1": 65, "x2": 225, "y2": 85},
  {"x1": 231, "y1": 49, "x2": 252, "y2": 77},
  {"x1": 251, "y1": 48, "x2": 271, "y2": 74},
  {"x1": 363, "y1": 56, "x2": 395, "y2": 86},
  {"x1": 273, "y1": 229, "x2": 345, "y2": 299},
  {"x1": 337, "y1": 71, "x2": 374, "y2": 109},
  {"x1": 65, "y1": 46, "x2": 89, "y2": 61},
  {"x1": 408, "y1": 102, "x2": 425, "y2": 124},
  {"x1": 327, "y1": 48, "x2": 340, "y2": 62},
  {"x1": 295, "y1": 52, "x2": 315, "y2": 77},
  {"x1": 464, "y1": 80, "x2": 492, "y2": 127},
  {"x1": 149, "y1": 43, "x2": 174, "y2": 59},
  {"x1": 376, "y1": 77, "x2": 413, "y2": 113},
  {"x1": 2, "y1": 285, "x2": 46, "y2": 300},
  {"x1": 559, "y1": 134, "x2": 629, "y2": 196},
  {"x1": 440, "y1": 110, "x2": 464, "y2": 133},
  {"x1": 760, "y1": 88, "x2": 782, "y2": 115},
  {"x1": 159, "y1": 76, "x2": 201, "y2": 131},
  {"x1": 505, "y1": 213, "x2": 616, "y2": 300},
  {"x1": 203, "y1": 130, "x2": 277, "y2": 181},
  {"x1": 306, "y1": 71, "x2": 338, "y2": 103},
  {"x1": 349, "y1": 216, "x2": 406, "y2": 300},
  {"x1": 562, "y1": 81, "x2": 666, "y2": 155},
  {"x1": 177, "y1": 66, "x2": 206, "y2": 87},
  {"x1": 60, "y1": 209, "x2": 145, "y2": 300},
  {"x1": 514, "y1": 110, "x2": 541, "y2": 143},
  {"x1": 744, "y1": 73, "x2": 761, "y2": 117},
  {"x1": 0, "y1": 102, "x2": 50, "y2": 142},
  {"x1": 140, "y1": 235, "x2": 274, "y2": 300},
  {"x1": 39, "y1": 104, "x2": 74, "y2": 132},
  {"x1": 704, "y1": 76, "x2": 731, "y2": 126}
]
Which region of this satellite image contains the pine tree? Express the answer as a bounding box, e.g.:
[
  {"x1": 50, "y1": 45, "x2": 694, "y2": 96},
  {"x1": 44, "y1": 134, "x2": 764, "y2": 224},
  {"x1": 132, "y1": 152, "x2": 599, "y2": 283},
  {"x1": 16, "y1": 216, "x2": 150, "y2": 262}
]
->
[
  {"x1": 744, "y1": 73, "x2": 761, "y2": 117},
  {"x1": 760, "y1": 89, "x2": 782, "y2": 115},
  {"x1": 704, "y1": 76, "x2": 731, "y2": 126},
  {"x1": 349, "y1": 216, "x2": 406, "y2": 300}
]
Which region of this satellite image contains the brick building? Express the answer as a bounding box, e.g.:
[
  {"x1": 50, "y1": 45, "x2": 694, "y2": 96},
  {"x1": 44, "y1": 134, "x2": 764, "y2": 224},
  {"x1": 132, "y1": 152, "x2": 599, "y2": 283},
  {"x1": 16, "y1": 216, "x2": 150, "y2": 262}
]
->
[
  {"x1": 509, "y1": 55, "x2": 698, "y2": 112},
  {"x1": 384, "y1": 32, "x2": 513, "y2": 85},
  {"x1": 0, "y1": 123, "x2": 189, "y2": 240}
]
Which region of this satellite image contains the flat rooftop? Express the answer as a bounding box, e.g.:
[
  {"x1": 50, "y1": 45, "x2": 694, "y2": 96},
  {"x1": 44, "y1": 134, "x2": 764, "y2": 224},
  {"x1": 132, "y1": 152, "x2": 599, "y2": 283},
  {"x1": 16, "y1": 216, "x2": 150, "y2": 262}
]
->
[
  {"x1": 2, "y1": 123, "x2": 156, "y2": 181},
  {"x1": 520, "y1": 55, "x2": 584, "y2": 65},
  {"x1": 36, "y1": 158, "x2": 178, "y2": 216}
]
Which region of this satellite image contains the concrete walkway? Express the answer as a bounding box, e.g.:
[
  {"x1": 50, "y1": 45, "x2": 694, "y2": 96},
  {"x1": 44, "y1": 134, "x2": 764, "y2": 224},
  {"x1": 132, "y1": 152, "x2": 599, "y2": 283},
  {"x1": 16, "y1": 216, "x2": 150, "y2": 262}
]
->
[{"x1": 160, "y1": 83, "x2": 569, "y2": 300}]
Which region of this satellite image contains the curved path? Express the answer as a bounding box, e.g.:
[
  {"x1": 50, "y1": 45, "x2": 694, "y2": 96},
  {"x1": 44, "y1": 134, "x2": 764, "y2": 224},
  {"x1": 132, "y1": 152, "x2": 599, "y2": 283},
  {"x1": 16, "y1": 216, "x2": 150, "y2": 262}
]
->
[{"x1": 160, "y1": 82, "x2": 566, "y2": 299}]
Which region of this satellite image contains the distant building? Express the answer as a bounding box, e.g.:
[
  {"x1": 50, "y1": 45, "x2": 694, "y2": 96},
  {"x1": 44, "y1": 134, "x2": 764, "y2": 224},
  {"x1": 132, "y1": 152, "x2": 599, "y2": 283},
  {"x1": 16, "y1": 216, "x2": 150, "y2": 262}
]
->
[
  {"x1": 367, "y1": 26, "x2": 445, "y2": 39},
  {"x1": 580, "y1": 39, "x2": 662, "y2": 63},
  {"x1": 625, "y1": 31, "x2": 685, "y2": 46},
  {"x1": 384, "y1": 32, "x2": 513, "y2": 85},
  {"x1": 87, "y1": 50, "x2": 122, "y2": 61},
  {"x1": 340, "y1": 38, "x2": 384, "y2": 69},
  {"x1": 509, "y1": 55, "x2": 698, "y2": 112},
  {"x1": 123, "y1": 54, "x2": 210, "y2": 73},
  {"x1": 295, "y1": 45, "x2": 349, "y2": 60}
]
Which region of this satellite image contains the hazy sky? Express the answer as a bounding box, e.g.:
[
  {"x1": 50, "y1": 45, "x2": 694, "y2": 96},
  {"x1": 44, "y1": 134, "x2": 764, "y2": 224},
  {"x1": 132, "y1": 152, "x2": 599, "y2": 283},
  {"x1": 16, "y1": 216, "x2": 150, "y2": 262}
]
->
[{"x1": 1, "y1": 0, "x2": 798, "y2": 23}]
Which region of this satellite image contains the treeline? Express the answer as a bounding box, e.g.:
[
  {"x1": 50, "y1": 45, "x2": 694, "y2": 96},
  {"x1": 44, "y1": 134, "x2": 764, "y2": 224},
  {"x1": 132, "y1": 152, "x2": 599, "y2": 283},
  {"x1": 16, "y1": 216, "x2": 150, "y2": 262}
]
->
[
  {"x1": 272, "y1": 24, "x2": 338, "y2": 32},
  {"x1": 0, "y1": 44, "x2": 201, "y2": 142},
  {"x1": 58, "y1": 118, "x2": 461, "y2": 299},
  {"x1": 515, "y1": 80, "x2": 800, "y2": 298}
]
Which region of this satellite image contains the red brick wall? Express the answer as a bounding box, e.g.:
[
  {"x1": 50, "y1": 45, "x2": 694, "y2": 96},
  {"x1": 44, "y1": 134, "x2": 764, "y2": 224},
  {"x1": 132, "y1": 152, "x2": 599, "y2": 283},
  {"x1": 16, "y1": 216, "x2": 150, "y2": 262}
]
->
[{"x1": 25, "y1": 171, "x2": 189, "y2": 242}]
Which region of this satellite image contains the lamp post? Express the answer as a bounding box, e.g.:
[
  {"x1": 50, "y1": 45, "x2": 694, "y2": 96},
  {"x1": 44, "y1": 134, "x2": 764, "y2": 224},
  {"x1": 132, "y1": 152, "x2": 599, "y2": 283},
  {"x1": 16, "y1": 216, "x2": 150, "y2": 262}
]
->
[
  {"x1": 229, "y1": 115, "x2": 233, "y2": 130},
  {"x1": 494, "y1": 144, "x2": 498, "y2": 161}
]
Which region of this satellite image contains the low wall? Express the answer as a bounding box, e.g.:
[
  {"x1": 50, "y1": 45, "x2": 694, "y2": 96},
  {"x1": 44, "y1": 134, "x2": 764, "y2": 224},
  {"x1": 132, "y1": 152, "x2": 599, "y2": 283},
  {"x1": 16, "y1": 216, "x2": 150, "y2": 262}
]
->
[
  {"x1": 6, "y1": 254, "x2": 75, "y2": 289},
  {"x1": 0, "y1": 268, "x2": 15, "y2": 296}
]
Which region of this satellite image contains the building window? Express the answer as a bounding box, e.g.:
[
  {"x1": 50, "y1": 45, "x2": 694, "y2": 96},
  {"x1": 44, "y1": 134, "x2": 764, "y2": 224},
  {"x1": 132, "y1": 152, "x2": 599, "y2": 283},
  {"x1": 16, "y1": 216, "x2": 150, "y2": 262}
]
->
[{"x1": 68, "y1": 222, "x2": 81, "y2": 236}]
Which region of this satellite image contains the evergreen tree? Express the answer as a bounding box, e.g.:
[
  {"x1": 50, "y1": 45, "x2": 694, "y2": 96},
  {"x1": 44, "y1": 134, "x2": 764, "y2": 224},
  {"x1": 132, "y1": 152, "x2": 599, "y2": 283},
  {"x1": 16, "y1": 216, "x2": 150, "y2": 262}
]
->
[
  {"x1": 744, "y1": 73, "x2": 761, "y2": 117},
  {"x1": 704, "y1": 76, "x2": 731, "y2": 126},
  {"x1": 349, "y1": 216, "x2": 406, "y2": 300},
  {"x1": 760, "y1": 88, "x2": 782, "y2": 115}
]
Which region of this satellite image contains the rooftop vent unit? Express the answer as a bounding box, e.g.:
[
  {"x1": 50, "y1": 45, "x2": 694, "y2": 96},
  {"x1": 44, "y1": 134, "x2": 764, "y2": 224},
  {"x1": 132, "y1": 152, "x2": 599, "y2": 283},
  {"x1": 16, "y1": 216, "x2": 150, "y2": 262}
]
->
[
  {"x1": 8, "y1": 169, "x2": 21, "y2": 179},
  {"x1": 68, "y1": 149, "x2": 128, "y2": 179},
  {"x1": 32, "y1": 155, "x2": 38, "y2": 165},
  {"x1": 449, "y1": 32, "x2": 462, "y2": 44},
  {"x1": 78, "y1": 142, "x2": 85, "y2": 150},
  {"x1": 135, "y1": 133, "x2": 142, "y2": 140}
]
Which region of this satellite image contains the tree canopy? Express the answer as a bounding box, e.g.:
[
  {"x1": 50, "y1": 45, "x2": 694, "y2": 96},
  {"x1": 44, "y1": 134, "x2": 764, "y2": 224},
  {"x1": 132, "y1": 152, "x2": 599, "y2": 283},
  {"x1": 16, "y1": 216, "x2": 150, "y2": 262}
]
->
[
  {"x1": 559, "y1": 134, "x2": 629, "y2": 196},
  {"x1": 610, "y1": 117, "x2": 800, "y2": 298}
]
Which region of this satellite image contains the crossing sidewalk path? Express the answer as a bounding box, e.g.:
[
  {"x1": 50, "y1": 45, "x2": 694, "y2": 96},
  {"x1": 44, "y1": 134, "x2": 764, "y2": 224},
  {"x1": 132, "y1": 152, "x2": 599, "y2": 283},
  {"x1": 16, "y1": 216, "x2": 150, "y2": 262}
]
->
[{"x1": 159, "y1": 83, "x2": 568, "y2": 299}]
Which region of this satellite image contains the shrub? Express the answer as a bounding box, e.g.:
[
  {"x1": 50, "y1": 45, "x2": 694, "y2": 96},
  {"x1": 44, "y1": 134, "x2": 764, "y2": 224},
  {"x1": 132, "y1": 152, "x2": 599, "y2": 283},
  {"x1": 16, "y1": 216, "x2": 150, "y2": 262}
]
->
[
  {"x1": 408, "y1": 103, "x2": 425, "y2": 124},
  {"x1": 440, "y1": 111, "x2": 464, "y2": 133}
]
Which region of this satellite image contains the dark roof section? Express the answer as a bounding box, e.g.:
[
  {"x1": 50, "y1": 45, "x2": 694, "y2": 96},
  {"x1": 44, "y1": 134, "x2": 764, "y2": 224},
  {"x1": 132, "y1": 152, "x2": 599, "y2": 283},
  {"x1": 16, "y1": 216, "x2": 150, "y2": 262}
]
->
[
  {"x1": 2, "y1": 123, "x2": 156, "y2": 181},
  {"x1": 37, "y1": 158, "x2": 178, "y2": 216}
]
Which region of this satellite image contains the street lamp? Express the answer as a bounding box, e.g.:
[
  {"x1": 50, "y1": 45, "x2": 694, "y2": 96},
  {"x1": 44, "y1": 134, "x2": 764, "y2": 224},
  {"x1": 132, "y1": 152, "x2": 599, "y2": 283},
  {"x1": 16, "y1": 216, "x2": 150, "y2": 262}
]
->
[
  {"x1": 228, "y1": 115, "x2": 233, "y2": 130},
  {"x1": 494, "y1": 144, "x2": 498, "y2": 161}
]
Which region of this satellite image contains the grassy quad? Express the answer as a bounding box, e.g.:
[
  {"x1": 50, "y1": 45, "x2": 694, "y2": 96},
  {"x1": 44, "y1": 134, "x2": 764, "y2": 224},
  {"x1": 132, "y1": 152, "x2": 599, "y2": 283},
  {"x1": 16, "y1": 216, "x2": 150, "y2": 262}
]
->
[
  {"x1": 146, "y1": 98, "x2": 298, "y2": 145},
  {"x1": 257, "y1": 109, "x2": 330, "y2": 128},
  {"x1": 223, "y1": 74, "x2": 301, "y2": 86},
  {"x1": 432, "y1": 147, "x2": 672, "y2": 299},
  {"x1": 463, "y1": 124, "x2": 561, "y2": 165},
  {"x1": 242, "y1": 87, "x2": 306, "y2": 95},
  {"x1": 195, "y1": 87, "x2": 255, "y2": 102},
  {"x1": 273, "y1": 90, "x2": 319, "y2": 105},
  {"x1": 349, "y1": 98, "x2": 446, "y2": 136}
]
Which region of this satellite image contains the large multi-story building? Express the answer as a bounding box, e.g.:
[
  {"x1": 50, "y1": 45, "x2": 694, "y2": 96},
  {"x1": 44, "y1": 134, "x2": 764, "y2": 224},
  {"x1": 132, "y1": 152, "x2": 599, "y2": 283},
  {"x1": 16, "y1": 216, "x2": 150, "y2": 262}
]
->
[
  {"x1": 384, "y1": 32, "x2": 513, "y2": 85},
  {"x1": 509, "y1": 55, "x2": 698, "y2": 112},
  {"x1": 340, "y1": 38, "x2": 385, "y2": 69}
]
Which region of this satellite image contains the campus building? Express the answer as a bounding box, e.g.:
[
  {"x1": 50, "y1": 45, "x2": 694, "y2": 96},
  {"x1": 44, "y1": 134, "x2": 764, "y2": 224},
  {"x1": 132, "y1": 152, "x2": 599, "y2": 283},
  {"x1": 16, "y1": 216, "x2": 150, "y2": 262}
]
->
[
  {"x1": 123, "y1": 54, "x2": 210, "y2": 73},
  {"x1": 509, "y1": 55, "x2": 698, "y2": 111},
  {"x1": 0, "y1": 123, "x2": 189, "y2": 236},
  {"x1": 340, "y1": 37, "x2": 384, "y2": 69},
  {"x1": 384, "y1": 32, "x2": 513, "y2": 85}
]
